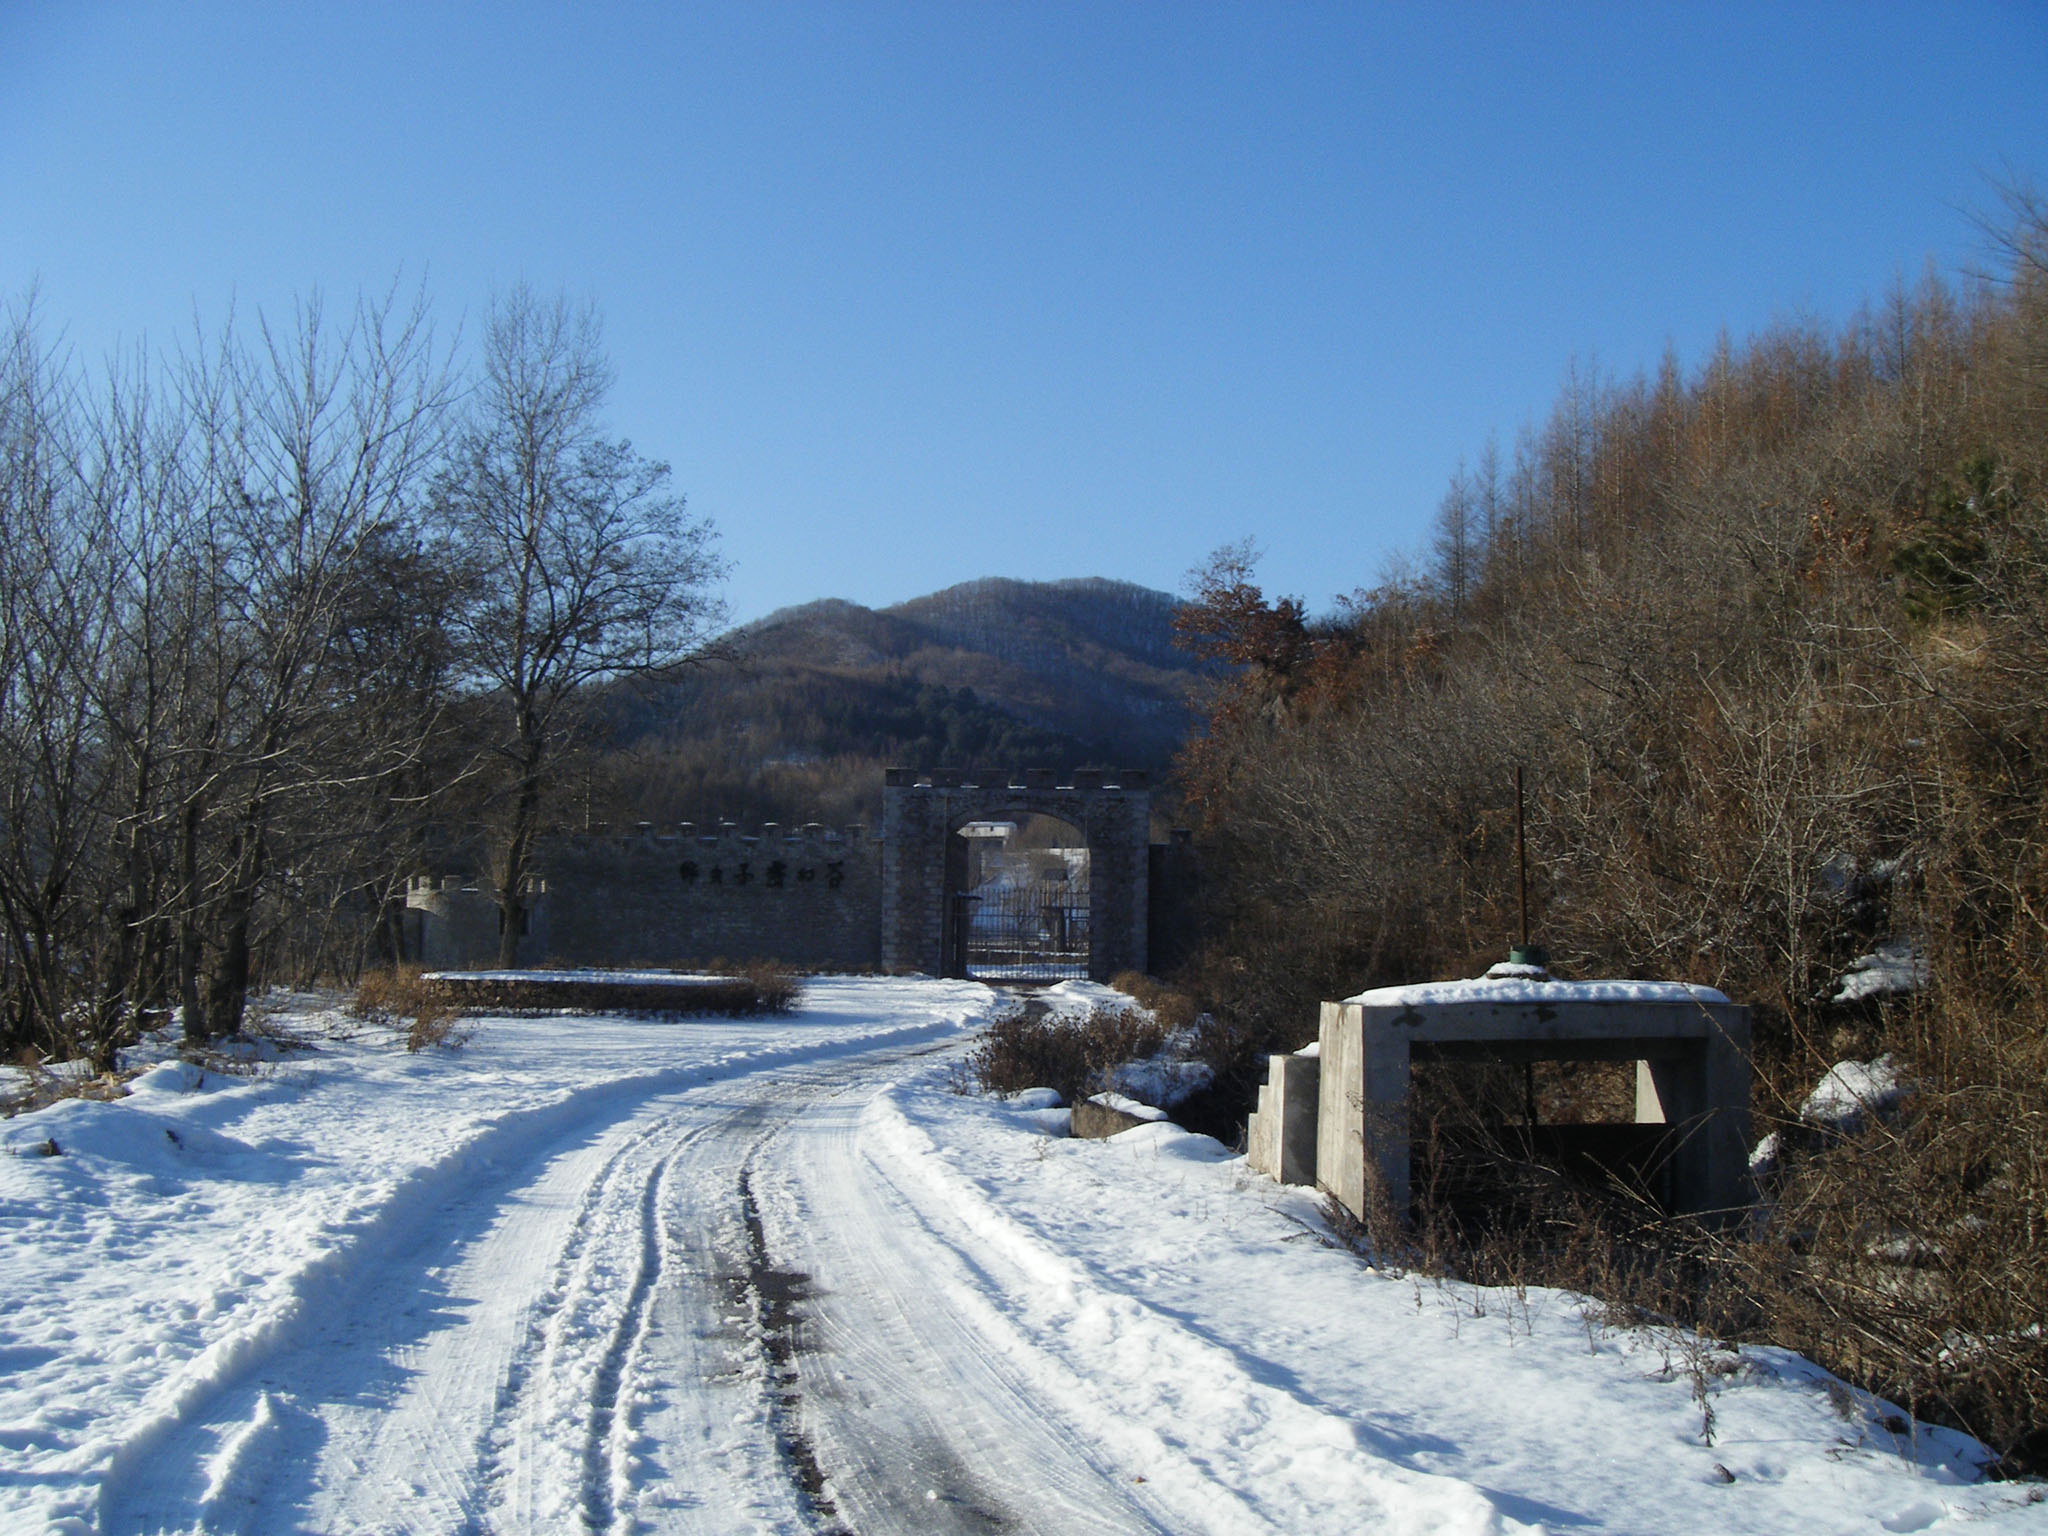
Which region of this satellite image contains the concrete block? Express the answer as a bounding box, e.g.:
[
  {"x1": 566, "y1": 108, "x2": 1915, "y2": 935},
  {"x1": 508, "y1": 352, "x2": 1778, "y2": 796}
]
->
[
  {"x1": 1072, "y1": 1097, "x2": 1167, "y2": 1139},
  {"x1": 1247, "y1": 1051, "x2": 1321, "y2": 1185}
]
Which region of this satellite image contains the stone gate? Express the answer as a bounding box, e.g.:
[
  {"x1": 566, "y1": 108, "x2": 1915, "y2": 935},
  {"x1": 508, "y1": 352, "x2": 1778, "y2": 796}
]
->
[{"x1": 881, "y1": 768, "x2": 1152, "y2": 981}]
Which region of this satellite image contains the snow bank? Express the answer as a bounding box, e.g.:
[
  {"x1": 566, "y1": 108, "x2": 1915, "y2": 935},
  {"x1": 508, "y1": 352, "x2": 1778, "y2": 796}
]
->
[
  {"x1": 1104, "y1": 1026, "x2": 1215, "y2": 1109},
  {"x1": 854, "y1": 1051, "x2": 2037, "y2": 1535},
  {"x1": 1034, "y1": 978, "x2": 1142, "y2": 1017}
]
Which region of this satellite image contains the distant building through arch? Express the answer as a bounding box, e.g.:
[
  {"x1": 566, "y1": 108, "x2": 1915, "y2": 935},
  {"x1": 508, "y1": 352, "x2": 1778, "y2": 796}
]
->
[{"x1": 881, "y1": 768, "x2": 1152, "y2": 981}]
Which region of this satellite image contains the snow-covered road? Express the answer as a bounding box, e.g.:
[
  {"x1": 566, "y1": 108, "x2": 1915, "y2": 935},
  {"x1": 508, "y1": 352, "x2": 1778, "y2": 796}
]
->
[
  {"x1": 96, "y1": 1025, "x2": 1153, "y2": 1534},
  {"x1": 3, "y1": 978, "x2": 2041, "y2": 1535}
]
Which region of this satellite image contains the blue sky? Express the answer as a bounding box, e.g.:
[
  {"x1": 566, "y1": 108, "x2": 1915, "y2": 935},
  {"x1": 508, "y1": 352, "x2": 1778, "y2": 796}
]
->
[{"x1": 4, "y1": 3, "x2": 2044, "y2": 625}]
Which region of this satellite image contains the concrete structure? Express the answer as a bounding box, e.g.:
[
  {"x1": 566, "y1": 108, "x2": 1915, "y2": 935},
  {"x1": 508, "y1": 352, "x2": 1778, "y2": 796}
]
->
[
  {"x1": 1245, "y1": 1050, "x2": 1322, "y2": 1187},
  {"x1": 880, "y1": 768, "x2": 1152, "y2": 981},
  {"x1": 1314, "y1": 971, "x2": 1752, "y2": 1224},
  {"x1": 403, "y1": 876, "x2": 542, "y2": 970}
]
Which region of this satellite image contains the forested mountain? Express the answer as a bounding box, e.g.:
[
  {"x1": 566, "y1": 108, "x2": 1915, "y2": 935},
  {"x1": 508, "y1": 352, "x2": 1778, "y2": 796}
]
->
[{"x1": 593, "y1": 577, "x2": 1202, "y2": 827}]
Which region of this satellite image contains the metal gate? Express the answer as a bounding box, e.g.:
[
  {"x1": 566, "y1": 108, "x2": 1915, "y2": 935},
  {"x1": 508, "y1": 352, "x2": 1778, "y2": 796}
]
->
[{"x1": 961, "y1": 869, "x2": 1090, "y2": 979}]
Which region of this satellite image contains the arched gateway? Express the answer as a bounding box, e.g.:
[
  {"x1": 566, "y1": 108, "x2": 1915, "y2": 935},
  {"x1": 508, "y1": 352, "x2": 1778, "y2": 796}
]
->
[{"x1": 881, "y1": 768, "x2": 1151, "y2": 981}]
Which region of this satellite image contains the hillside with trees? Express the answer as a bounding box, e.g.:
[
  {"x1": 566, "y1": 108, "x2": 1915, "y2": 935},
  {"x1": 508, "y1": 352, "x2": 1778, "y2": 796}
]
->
[
  {"x1": 1171, "y1": 190, "x2": 2048, "y2": 1469},
  {"x1": 591, "y1": 576, "x2": 1200, "y2": 829}
]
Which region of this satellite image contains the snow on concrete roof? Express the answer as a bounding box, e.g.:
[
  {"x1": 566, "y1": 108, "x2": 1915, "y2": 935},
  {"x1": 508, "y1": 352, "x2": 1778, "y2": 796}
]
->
[
  {"x1": 1346, "y1": 964, "x2": 1730, "y2": 1008},
  {"x1": 421, "y1": 969, "x2": 727, "y2": 985}
]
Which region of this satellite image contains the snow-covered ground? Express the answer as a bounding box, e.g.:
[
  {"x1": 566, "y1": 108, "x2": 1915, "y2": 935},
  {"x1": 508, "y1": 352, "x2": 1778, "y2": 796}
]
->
[{"x1": 0, "y1": 978, "x2": 2040, "y2": 1534}]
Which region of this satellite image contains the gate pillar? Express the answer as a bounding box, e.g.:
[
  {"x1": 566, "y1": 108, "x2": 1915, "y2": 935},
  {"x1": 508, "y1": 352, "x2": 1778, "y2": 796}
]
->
[{"x1": 881, "y1": 768, "x2": 1150, "y2": 980}]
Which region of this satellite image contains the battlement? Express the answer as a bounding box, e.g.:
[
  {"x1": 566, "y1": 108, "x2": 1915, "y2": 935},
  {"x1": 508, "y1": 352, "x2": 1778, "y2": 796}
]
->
[
  {"x1": 560, "y1": 820, "x2": 873, "y2": 849},
  {"x1": 883, "y1": 767, "x2": 1150, "y2": 792}
]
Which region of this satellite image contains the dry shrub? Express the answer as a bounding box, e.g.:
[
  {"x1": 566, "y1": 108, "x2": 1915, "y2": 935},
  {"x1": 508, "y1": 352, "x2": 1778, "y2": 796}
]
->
[
  {"x1": 417, "y1": 967, "x2": 800, "y2": 1017},
  {"x1": 351, "y1": 964, "x2": 437, "y2": 1022},
  {"x1": 1732, "y1": 966, "x2": 2048, "y2": 1473},
  {"x1": 968, "y1": 1005, "x2": 1166, "y2": 1105},
  {"x1": 740, "y1": 961, "x2": 800, "y2": 1014},
  {"x1": 1108, "y1": 970, "x2": 1199, "y2": 1030},
  {"x1": 354, "y1": 964, "x2": 468, "y2": 1053},
  {"x1": 404, "y1": 999, "x2": 467, "y2": 1053}
]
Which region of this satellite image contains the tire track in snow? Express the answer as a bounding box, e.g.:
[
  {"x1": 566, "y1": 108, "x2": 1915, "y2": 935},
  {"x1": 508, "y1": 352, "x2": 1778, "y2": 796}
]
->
[
  {"x1": 845, "y1": 1086, "x2": 1543, "y2": 1535},
  {"x1": 97, "y1": 1047, "x2": 830, "y2": 1534},
  {"x1": 755, "y1": 1086, "x2": 1165, "y2": 1536},
  {"x1": 485, "y1": 1109, "x2": 700, "y2": 1533},
  {"x1": 579, "y1": 1150, "x2": 671, "y2": 1533},
  {"x1": 484, "y1": 1043, "x2": 965, "y2": 1535},
  {"x1": 91, "y1": 1044, "x2": 771, "y2": 1534},
  {"x1": 98, "y1": 1018, "x2": 1145, "y2": 1536}
]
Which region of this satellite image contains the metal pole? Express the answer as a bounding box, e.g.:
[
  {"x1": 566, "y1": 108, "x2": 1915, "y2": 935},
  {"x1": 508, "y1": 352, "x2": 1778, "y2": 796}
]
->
[{"x1": 1515, "y1": 764, "x2": 1529, "y2": 951}]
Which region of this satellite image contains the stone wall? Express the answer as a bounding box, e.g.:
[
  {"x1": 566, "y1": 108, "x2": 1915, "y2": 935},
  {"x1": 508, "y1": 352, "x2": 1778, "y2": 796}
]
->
[
  {"x1": 405, "y1": 769, "x2": 1184, "y2": 978},
  {"x1": 406, "y1": 822, "x2": 882, "y2": 972}
]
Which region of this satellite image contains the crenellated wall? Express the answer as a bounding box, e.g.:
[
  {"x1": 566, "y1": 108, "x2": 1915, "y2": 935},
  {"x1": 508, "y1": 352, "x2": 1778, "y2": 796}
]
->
[
  {"x1": 405, "y1": 822, "x2": 882, "y2": 971},
  {"x1": 404, "y1": 768, "x2": 1182, "y2": 977}
]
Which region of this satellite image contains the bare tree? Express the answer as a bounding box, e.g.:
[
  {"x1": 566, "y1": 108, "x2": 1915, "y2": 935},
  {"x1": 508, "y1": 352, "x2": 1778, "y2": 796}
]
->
[
  {"x1": 437, "y1": 288, "x2": 724, "y2": 962},
  {"x1": 167, "y1": 289, "x2": 453, "y2": 1037},
  {"x1": 0, "y1": 301, "x2": 129, "y2": 1064}
]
